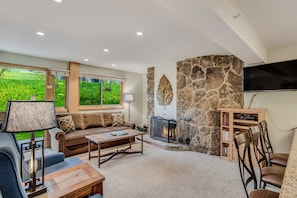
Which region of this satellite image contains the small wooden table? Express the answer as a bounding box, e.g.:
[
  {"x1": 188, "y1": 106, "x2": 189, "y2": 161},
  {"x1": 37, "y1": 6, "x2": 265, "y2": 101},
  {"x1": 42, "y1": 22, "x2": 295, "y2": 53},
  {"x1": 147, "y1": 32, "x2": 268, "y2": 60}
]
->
[
  {"x1": 37, "y1": 163, "x2": 105, "y2": 198},
  {"x1": 86, "y1": 129, "x2": 144, "y2": 167}
]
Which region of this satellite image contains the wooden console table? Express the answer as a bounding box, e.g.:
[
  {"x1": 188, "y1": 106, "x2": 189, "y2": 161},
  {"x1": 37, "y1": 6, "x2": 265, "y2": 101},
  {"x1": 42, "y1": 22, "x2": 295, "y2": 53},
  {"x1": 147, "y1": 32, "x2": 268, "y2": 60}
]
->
[{"x1": 37, "y1": 163, "x2": 105, "y2": 198}]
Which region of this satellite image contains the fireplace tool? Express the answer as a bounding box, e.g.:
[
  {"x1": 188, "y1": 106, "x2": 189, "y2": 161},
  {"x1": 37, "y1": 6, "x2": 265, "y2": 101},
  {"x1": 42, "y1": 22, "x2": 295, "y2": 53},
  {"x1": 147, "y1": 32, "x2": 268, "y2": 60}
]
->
[{"x1": 180, "y1": 117, "x2": 191, "y2": 145}]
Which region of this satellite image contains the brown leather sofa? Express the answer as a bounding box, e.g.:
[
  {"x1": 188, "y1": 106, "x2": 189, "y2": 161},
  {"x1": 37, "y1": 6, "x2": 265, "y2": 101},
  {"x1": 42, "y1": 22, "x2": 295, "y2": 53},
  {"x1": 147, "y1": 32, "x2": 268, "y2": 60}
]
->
[{"x1": 48, "y1": 112, "x2": 135, "y2": 157}]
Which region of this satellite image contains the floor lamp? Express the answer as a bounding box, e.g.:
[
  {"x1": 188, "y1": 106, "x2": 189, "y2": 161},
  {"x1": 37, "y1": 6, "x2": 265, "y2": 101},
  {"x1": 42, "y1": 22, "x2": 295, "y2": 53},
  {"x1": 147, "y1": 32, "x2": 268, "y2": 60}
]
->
[
  {"x1": 1, "y1": 100, "x2": 57, "y2": 197},
  {"x1": 124, "y1": 93, "x2": 134, "y2": 122}
]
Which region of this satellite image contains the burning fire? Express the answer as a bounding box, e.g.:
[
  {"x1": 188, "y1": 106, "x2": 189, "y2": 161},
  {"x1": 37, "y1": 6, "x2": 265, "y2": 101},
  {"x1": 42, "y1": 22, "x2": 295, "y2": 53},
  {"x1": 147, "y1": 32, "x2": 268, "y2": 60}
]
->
[{"x1": 163, "y1": 127, "x2": 168, "y2": 135}]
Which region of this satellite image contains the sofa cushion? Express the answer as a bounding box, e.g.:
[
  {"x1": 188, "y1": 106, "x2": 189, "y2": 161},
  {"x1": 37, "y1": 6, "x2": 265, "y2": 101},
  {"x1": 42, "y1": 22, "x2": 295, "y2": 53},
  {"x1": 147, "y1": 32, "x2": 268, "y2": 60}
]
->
[
  {"x1": 112, "y1": 113, "x2": 125, "y2": 127},
  {"x1": 103, "y1": 112, "x2": 113, "y2": 127},
  {"x1": 57, "y1": 115, "x2": 76, "y2": 133},
  {"x1": 70, "y1": 113, "x2": 85, "y2": 130},
  {"x1": 83, "y1": 113, "x2": 105, "y2": 128}
]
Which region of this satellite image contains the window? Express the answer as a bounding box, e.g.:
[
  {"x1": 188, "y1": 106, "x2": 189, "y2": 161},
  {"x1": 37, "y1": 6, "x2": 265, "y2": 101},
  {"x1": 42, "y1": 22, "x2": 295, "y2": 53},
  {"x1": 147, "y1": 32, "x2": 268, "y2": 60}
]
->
[
  {"x1": 54, "y1": 75, "x2": 66, "y2": 107},
  {"x1": 79, "y1": 78, "x2": 122, "y2": 106},
  {"x1": 0, "y1": 65, "x2": 46, "y2": 140},
  {"x1": 80, "y1": 78, "x2": 101, "y2": 105},
  {"x1": 0, "y1": 66, "x2": 46, "y2": 111},
  {"x1": 51, "y1": 69, "x2": 69, "y2": 108},
  {"x1": 102, "y1": 80, "x2": 121, "y2": 105}
]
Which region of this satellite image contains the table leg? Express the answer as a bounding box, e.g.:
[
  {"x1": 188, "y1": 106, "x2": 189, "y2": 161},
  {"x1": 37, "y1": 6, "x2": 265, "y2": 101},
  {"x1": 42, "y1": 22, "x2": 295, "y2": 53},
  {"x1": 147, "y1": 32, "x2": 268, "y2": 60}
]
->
[
  {"x1": 98, "y1": 143, "x2": 101, "y2": 168},
  {"x1": 88, "y1": 140, "x2": 91, "y2": 160},
  {"x1": 92, "y1": 182, "x2": 103, "y2": 196},
  {"x1": 141, "y1": 134, "x2": 143, "y2": 154}
]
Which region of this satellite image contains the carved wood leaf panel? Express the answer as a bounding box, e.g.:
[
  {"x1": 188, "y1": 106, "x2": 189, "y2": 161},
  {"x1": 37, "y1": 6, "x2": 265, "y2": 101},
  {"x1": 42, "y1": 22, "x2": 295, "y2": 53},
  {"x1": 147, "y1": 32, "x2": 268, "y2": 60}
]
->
[{"x1": 157, "y1": 75, "x2": 173, "y2": 106}]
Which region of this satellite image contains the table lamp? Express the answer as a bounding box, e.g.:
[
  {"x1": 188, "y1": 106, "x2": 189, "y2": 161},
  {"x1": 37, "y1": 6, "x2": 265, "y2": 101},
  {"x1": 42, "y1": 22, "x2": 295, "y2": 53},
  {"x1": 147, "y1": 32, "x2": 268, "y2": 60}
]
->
[{"x1": 1, "y1": 100, "x2": 57, "y2": 197}]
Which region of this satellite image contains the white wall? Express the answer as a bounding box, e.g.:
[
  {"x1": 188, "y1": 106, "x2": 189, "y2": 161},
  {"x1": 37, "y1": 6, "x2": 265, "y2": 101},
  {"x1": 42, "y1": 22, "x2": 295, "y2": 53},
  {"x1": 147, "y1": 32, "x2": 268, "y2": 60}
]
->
[
  {"x1": 0, "y1": 51, "x2": 68, "y2": 69},
  {"x1": 244, "y1": 91, "x2": 297, "y2": 153},
  {"x1": 124, "y1": 72, "x2": 143, "y2": 126}
]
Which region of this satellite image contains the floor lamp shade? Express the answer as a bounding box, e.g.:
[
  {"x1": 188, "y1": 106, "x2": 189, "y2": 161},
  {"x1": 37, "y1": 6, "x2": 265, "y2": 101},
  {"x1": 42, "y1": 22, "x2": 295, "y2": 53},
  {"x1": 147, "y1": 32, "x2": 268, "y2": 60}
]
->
[
  {"x1": 124, "y1": 94, "x2": 134, "y2": 102},
  {"x1": 1, "y1": 100, "x2": 57, "y2": 197}
]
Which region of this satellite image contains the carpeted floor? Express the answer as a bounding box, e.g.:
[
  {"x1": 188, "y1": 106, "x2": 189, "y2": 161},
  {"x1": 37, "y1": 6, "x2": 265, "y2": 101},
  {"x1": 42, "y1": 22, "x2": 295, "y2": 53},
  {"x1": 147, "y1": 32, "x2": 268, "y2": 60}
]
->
[{"x1": 77, "y1": 140, "x2": 246, "y2": 198}]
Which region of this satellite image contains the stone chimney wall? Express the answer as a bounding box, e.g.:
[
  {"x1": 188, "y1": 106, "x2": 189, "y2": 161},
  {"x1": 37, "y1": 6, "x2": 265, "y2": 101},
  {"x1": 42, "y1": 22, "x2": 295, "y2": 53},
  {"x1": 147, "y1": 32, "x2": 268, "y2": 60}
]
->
[
  {"x1": 147, "y1": 67, "x2": 155, "y2": 119},
  {"x1": 176, "y1": 55, "x2": 243, "y2": 155}
]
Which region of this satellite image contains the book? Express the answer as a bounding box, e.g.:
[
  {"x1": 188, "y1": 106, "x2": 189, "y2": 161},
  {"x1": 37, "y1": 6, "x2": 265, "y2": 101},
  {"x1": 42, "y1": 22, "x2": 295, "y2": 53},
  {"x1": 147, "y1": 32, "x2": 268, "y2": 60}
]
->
[{"x1": 111, "y1": 131, "x2": 128, "y2": 136}]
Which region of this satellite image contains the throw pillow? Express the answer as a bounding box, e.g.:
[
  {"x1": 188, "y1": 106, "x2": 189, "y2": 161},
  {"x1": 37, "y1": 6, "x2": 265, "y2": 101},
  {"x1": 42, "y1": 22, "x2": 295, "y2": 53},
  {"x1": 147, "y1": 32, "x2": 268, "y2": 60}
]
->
[
  {"x1": 112, "y1": 113, "x2": 125, "y2": 127},
  {"x1": 103, "y1": 112, "x2": 113, "y2": 127},
  {"x1": 57, "y1": 115, "x2": 76, "y2": 133}
]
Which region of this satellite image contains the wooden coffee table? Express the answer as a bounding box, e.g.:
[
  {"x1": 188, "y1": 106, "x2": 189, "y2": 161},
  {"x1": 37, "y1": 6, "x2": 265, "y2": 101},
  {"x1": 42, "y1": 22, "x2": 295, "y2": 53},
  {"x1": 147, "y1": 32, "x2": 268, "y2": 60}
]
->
[
  {"x1": 37, "y1": 163, "x2": 105, "y2": 198},
  {"x1": 86, "y1": 129, "x2": 144, "y2": 167}
]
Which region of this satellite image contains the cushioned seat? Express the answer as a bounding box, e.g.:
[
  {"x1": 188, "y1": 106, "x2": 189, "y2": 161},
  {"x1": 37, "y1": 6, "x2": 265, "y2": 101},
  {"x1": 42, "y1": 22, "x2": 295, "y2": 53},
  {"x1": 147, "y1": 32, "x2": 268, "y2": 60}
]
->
[
  {"x1": 259, "y1": 120, "x2": 288, "y2": 167},
  {"x1": 234, "y1": 132, "x2": 279, "y2": 198},
  {"x1": 249, "y1": 125, "x2": 285, "y2": 189}
]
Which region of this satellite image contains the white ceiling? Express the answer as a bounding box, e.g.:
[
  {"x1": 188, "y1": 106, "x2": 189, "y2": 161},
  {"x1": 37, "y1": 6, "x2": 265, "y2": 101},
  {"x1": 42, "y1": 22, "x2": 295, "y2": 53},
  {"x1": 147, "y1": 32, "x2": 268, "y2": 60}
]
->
[{"x1": 0, "y1": 0, "x2": 297, "y2": 73}]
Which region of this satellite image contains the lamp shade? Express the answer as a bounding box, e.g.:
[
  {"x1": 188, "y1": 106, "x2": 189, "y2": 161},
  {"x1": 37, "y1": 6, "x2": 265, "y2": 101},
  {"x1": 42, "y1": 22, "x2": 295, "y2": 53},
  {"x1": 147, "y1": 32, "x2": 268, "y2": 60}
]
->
[
  {"x1": 124, "y1": 94, "x2": 134, "y2": 102},
  {"x1": 1, "y1": 100, "x2": 57, "y2": 133}
]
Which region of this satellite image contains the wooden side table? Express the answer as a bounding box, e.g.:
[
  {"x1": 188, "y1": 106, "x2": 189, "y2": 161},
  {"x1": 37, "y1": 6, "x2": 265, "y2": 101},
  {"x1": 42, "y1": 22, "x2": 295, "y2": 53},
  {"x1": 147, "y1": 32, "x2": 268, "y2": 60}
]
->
[{"x1": 37, "y1": 163, "x2": 105, "y2": 198}]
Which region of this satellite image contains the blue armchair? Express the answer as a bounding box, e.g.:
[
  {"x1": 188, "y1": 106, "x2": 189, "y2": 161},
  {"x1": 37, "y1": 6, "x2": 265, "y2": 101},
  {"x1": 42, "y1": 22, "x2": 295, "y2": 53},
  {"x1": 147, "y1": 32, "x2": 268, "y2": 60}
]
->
[{"x1": 0, "y1": 132, "x2": 103, "y2": 198}]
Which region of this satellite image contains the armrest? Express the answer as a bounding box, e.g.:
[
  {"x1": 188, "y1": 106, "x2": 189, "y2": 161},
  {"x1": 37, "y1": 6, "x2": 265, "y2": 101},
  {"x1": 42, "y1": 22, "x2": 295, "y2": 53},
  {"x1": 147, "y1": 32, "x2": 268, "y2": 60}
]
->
[
  {"x1": 48, "y1": 127, "x2": 66, "y2": 153},
  {"x1": 0, "y1": 147, "x2": 28, "y2": 198},
  {"x1": 125, "y1": 121, "x2": 136, "y2": 129}
]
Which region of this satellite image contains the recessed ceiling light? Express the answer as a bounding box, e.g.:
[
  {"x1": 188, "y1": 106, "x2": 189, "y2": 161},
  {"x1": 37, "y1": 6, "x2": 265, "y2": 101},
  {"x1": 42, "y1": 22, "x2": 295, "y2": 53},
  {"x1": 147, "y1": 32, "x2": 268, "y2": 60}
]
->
[
  {"x1": 136, "y1": 32, "x2": 143, "y2": 36},
  {"x1": 36, "y1": 32, "x2": 45, "y2": 36},
  {"x1": 54, "y1": 0, "x2": 63, "y2": 3},
  {"x1": 84, "y1": 59, "x2": 89, "y2": 62},
  {"x1": 103, "y1": 49, "x2": 109, "y2": 52},
  {"x1": 112, "y1": 64, "x2": 115, "y2": 67}
]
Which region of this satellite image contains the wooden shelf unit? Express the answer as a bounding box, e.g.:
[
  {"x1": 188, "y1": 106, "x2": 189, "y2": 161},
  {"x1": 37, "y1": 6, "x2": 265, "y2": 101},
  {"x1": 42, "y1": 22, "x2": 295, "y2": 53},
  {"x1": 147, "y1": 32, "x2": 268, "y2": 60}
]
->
[{"x1": 217, "y1": 108, "x2": 266, "y2": 161}]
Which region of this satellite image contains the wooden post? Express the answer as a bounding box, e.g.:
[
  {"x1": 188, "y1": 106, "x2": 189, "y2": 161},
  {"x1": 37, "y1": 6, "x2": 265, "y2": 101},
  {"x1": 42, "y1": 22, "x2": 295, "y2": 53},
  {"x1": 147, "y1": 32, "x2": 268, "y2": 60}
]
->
[{"x1": 68, "y1": 62, "x2": 79, "y2": 113}]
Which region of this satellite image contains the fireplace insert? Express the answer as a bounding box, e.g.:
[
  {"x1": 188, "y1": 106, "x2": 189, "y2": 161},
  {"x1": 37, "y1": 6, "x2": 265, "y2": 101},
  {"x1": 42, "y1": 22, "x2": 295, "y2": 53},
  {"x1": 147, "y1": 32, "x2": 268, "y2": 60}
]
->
[{"x1": 150, "y1": 116, "x2": 176, "y2": 143}]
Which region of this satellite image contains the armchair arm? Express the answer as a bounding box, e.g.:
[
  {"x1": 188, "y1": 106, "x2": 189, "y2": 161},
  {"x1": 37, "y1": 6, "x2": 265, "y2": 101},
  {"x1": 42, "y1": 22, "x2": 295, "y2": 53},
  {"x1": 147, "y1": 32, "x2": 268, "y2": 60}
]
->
[
  {"x1": 0, "y1": 147, "x2": 28, "y2": 198},
  {"x1": 48, "y1": 127, "x2": 66, "y2": 153}
]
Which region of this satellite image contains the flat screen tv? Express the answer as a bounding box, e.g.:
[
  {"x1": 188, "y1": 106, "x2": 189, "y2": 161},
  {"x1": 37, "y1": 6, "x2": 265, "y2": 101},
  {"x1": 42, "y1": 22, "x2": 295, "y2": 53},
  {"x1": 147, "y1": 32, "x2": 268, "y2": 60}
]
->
[{"x1": 244, "y1": 59, "x2": 297, "y2": 91}]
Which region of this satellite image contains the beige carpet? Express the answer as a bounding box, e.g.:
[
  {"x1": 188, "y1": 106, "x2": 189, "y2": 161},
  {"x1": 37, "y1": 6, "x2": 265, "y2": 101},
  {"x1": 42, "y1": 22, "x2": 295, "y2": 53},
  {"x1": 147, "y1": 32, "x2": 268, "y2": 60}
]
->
[{"x1": 77, "y1": 140, "x2": 246, "y2": 198}]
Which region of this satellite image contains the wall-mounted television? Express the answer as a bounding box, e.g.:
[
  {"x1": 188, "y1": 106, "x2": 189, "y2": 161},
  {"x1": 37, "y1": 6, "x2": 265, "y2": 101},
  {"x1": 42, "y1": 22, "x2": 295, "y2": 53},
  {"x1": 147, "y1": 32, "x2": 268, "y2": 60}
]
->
[{"x1": 244, "y1": 59, "x2": 297, "y2": 91}]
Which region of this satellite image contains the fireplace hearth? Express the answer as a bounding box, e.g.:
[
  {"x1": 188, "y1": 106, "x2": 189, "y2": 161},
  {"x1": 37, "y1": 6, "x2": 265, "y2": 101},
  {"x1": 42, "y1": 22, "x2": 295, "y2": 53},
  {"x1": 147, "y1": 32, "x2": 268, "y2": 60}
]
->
[{"x1": 150, "y1": 116, "x2": 176, "y2": 143}]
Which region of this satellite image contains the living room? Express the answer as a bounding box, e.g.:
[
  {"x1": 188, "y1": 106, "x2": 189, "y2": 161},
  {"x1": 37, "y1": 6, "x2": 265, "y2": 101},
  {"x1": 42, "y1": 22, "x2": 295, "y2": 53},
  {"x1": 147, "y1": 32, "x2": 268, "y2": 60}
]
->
[{"x1": 1, "y1": 0, "x2": 297, "y2": 198}]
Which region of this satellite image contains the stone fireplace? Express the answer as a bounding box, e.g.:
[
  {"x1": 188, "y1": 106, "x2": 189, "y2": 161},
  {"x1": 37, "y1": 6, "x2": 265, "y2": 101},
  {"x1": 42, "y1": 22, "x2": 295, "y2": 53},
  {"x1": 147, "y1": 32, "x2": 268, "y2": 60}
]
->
[
  {"x1": 146, "y1": 55, "x2": 243, "y2": 155},
  {"x1": 176, "y1": 55, "x2": 243, "y2": 155}
]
